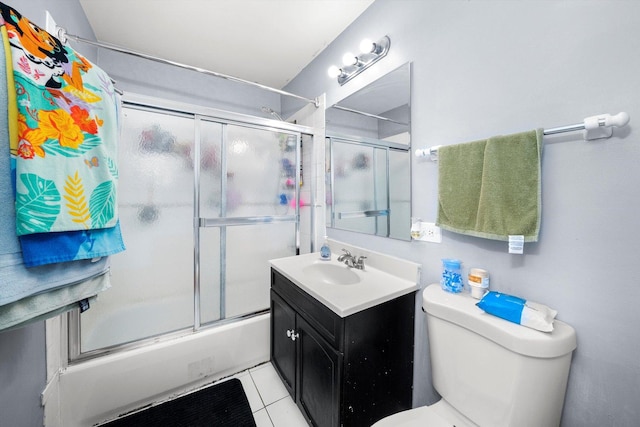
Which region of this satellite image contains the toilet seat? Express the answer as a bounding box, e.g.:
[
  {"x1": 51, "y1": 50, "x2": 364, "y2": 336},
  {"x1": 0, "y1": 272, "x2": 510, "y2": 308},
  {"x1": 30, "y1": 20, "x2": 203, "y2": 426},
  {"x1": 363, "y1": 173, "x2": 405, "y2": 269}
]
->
[{"x1": 371, "y1": 400, "x2": 477, "y2": 427}]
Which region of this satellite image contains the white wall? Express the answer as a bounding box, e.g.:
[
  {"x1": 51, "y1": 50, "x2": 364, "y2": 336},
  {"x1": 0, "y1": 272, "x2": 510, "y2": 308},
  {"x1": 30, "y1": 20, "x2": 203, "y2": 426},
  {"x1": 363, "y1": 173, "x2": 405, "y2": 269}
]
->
[
  {"x1": 0, "y1": 322, "x2": 46, "y2": 427},
  {"x1": 284, "y1": 1, "x2": 640, "y2": 426}
]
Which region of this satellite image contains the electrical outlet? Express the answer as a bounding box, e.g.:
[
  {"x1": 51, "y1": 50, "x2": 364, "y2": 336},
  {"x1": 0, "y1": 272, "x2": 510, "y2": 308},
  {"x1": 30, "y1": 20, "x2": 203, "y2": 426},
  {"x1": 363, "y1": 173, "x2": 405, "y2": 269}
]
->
[{"x1": 421, "y1": 222, "x2": 442, "y2": 243}]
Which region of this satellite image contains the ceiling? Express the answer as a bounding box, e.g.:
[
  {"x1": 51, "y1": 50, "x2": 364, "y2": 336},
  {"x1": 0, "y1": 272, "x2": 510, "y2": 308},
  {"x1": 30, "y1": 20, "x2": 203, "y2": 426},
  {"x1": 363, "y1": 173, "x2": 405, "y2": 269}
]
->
[{"x1": 78, "y1": 0, "x2": 374, "y2": 89}]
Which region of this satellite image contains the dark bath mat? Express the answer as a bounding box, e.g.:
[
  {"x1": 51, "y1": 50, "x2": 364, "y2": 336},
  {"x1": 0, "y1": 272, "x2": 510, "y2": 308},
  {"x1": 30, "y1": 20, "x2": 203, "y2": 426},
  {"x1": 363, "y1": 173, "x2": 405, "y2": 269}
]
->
[{"x1": 103, "y1": 378, "x2": 256, "y2": 427}]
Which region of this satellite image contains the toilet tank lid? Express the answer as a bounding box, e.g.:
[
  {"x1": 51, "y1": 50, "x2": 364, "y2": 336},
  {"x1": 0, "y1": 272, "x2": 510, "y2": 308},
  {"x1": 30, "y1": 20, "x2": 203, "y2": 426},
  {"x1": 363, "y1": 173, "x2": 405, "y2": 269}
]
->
[{"x1": 423, "y1": 284, "x2": 577, "y2": 358}]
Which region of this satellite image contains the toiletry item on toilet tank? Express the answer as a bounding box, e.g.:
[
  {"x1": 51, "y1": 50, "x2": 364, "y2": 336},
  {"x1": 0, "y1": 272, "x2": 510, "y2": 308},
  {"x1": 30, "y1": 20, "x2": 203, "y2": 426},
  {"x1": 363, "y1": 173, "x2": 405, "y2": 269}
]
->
[
  {"x1": 320, "y1": 236, "x2": 331, "y2": 260},
  {"x1": 476, "y1": 291, "x2": 558, "y2": 332},
  {"x1": 468, "y1": 267, "x2": 490, "y2": 299},
  {"x1": 441, "y1": 259, "x2": 463, "y2": 293}
]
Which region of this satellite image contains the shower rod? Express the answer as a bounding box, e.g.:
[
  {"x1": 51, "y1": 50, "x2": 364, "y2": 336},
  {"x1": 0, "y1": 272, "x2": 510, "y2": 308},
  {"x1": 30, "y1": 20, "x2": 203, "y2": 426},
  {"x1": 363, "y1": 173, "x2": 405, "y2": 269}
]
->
[{"x1": 56, "y1": 27, "x2": 319, "y2": 107}]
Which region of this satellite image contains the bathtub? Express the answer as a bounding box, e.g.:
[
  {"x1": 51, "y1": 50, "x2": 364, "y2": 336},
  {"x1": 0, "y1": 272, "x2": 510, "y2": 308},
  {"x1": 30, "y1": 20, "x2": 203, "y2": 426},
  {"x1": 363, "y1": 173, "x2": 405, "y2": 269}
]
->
[{"x1": 50, "y1": 313, "x2": 269, "y2": 427}]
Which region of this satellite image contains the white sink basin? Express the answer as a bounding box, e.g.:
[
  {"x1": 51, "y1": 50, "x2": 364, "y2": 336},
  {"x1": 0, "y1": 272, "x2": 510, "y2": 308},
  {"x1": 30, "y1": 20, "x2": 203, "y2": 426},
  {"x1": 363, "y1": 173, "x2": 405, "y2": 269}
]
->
[
  {"x1": 303, "y1": 262, "x2": 361, "y2": 285},
  {"x1": 270, "y1": 250, "x2": 420, "y2": 317}
]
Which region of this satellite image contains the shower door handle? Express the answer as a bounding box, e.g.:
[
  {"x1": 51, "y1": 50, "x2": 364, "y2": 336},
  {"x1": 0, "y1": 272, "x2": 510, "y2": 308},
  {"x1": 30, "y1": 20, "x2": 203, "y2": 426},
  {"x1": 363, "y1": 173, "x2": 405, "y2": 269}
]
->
[{"x1": 286, "y1": 329, "x2": 299, "y2": 341}]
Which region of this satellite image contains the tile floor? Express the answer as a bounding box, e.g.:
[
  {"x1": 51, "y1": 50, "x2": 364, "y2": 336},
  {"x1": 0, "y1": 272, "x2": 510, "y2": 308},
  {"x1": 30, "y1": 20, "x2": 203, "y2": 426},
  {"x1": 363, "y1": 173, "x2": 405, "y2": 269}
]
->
[{"x1": 228, "y1": 361, "x2": 309, "y2": 427}]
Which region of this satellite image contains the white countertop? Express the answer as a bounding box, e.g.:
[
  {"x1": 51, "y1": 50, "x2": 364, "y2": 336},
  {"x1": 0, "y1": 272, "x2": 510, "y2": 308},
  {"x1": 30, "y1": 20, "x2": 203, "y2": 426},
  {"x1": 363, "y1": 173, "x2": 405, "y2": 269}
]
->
[{"x1": 270, "y1": 251, "x2": 420, "y2": 317}]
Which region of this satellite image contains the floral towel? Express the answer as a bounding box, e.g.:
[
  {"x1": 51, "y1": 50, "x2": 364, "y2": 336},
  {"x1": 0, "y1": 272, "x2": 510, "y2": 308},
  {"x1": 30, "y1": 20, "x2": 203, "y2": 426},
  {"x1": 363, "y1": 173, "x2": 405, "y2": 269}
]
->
[
  {"x1": 0, "y1": 2, "x2": 120, "y2": 235},
  {"x1": 1, "y1": 3, "x2": 125, "y2": 267}
]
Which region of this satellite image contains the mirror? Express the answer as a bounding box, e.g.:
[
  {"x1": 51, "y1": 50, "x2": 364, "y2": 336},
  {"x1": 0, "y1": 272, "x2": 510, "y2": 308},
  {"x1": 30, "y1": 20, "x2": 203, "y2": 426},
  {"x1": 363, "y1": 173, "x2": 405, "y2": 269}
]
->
[{"x1": 325, "y1": 63, "x2": 411, "y2": 240}]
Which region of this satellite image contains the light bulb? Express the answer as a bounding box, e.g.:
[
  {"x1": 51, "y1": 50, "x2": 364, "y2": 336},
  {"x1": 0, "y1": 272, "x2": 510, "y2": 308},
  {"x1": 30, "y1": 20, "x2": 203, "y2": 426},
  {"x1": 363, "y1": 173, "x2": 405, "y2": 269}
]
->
[
  {"x1": 342, "y1": 52, "x2": 358, "y2": 66},
  {"x1": 359, "y1": 38, "x2": 375, "y2": 54},
  {"x1": 327, "y1": 65, "x2": 342, "y2": 78}
]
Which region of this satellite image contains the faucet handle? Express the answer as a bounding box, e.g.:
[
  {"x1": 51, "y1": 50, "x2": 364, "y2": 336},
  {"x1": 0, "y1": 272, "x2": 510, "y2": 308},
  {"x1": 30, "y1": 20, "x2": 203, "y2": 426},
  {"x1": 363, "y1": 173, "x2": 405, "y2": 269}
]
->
[
  {"x1": 355, "y1": 255, "x2": 367, "y2": 269},
  {"x1": 341, "y1": 249, "x2": 352, "y2": 256}
]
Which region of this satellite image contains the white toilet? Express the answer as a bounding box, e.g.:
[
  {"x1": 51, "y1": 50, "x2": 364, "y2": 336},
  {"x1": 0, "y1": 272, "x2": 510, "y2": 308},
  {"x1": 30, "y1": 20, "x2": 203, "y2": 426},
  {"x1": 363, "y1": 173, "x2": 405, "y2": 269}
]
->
[{"x1": 373, "y1": 284, "x2": 577, "y2": 427}]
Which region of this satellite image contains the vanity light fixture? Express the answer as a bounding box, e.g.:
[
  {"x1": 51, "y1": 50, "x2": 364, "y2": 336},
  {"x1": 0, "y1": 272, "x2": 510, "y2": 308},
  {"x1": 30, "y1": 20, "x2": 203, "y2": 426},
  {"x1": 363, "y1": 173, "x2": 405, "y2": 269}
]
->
[{"x1": 327, "y1": 35, "x2": 391, "y2": 86}]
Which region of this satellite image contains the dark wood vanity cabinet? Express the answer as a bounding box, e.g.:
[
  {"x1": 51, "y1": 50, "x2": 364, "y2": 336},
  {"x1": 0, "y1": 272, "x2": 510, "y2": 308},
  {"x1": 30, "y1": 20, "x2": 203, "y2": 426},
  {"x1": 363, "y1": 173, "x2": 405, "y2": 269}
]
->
[{"x1": 270, "y1": 268, "x2": 415, "y2": 427}]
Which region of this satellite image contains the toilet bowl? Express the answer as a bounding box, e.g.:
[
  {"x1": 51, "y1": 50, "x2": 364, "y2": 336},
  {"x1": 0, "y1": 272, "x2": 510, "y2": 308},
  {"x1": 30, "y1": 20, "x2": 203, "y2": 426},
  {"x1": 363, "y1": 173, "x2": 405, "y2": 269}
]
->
[{"x1": 373, "y1": 284, "x2": 577, "y2": 427}]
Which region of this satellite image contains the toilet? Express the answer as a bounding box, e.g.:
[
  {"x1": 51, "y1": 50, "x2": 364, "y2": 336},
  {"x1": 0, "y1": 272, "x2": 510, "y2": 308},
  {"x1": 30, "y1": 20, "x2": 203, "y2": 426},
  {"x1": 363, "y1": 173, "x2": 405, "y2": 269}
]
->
[{"x1": 373, "y1": 284, "x2": 577, "y2": 427}]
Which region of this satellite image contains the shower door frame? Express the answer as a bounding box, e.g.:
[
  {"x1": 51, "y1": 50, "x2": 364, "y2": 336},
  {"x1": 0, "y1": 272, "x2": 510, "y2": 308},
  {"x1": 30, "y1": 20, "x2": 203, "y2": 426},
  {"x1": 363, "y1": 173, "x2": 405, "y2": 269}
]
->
[
  {"x1": 195, "y1": 116, "x2": 301, "y2": 326},
  {"x1": 68, "y1": 93, "x2": 316, "y2": 361}
]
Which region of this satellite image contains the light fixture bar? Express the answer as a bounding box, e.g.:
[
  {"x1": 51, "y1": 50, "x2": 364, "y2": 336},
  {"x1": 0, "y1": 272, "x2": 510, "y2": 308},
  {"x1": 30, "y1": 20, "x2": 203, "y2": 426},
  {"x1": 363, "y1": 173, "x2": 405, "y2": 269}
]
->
[{"x1": 336, "y1": 36, "x2": 390, "y2": 86}]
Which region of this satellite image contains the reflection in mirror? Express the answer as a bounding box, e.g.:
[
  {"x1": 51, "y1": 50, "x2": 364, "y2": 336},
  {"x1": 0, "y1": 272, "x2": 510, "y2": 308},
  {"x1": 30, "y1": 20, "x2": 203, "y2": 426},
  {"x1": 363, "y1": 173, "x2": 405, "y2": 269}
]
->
[{"x1": 325, "y1": 63, "x2": 411, "y2": 240}]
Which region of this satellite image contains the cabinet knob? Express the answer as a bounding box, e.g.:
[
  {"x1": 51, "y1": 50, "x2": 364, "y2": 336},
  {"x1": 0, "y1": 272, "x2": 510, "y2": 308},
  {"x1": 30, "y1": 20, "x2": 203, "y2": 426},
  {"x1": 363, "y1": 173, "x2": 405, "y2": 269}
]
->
[{"x1": 286, "y1": 329, "x2": 299, "y2": 341}]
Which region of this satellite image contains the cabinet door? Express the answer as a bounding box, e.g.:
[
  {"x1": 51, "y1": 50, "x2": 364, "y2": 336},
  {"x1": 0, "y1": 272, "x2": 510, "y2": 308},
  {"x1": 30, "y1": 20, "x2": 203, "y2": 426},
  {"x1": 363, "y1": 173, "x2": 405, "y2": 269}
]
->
[
  {"x1": 271, "y1": 291, "x2": 297, "y2": 398},
  {"x1": 297, "y1": 316, "x2": 343, "y2": 427}
]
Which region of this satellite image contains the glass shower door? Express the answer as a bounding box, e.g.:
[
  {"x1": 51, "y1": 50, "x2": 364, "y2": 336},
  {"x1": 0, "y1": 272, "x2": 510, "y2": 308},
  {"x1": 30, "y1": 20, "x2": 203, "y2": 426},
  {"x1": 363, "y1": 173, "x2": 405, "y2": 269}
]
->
[
  {"x1": 75, "y1": 103, "x2": 302, "y2": 357},
  {"x1": 79, "y1": 107, "x2": 195, "y2": 352},
  {"x1": 198, "y1": 121, "x2": 298, "y2": 325}
]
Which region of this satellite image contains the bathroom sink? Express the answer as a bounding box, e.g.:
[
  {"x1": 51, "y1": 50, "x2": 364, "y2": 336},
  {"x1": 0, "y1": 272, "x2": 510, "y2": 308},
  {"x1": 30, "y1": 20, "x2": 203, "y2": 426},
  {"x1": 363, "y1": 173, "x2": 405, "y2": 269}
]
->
[
  {"x1": 303, "y1": 262, "x2": 361, "y2": 285},
  {"x1": 270, "y1": 248, "x2": 420, "y2": 317}
]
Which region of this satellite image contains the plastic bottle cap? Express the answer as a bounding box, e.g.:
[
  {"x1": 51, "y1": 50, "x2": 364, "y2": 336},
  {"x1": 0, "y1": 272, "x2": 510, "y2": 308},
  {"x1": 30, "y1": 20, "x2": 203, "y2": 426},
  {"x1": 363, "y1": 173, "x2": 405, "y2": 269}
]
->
[{"x1": 442, "y1": 258, "x2": 462, "y2": 268}]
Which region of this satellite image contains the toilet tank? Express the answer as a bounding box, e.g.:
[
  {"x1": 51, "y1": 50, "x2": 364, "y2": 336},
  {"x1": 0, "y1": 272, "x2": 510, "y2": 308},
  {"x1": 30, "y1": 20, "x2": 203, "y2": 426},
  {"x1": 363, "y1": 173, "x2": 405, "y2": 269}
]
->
[{"x1": 422, "y1": 284, "x2": 577, "y2": 427}]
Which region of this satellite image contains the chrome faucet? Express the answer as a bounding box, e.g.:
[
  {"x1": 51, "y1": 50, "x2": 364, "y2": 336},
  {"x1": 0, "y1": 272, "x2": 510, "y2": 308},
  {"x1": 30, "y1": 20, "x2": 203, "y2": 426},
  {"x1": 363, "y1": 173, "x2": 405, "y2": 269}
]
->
[{"x1": 337, "y1": 249, "x2": 366, "y2": 270}]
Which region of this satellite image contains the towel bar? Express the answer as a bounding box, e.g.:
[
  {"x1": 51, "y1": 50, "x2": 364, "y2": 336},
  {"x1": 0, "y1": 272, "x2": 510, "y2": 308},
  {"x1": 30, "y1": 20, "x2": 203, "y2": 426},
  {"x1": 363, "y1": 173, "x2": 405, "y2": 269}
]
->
[{"x1": 416, "y1": 112, "x2": 630, "y2": 160}]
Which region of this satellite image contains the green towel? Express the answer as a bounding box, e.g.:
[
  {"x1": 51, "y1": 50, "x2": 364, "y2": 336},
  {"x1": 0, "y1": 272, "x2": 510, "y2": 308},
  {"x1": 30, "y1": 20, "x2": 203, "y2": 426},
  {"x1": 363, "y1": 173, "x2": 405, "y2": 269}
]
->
[{"x1": 437, "y1": 129, "x2": 543, "y2": 242}]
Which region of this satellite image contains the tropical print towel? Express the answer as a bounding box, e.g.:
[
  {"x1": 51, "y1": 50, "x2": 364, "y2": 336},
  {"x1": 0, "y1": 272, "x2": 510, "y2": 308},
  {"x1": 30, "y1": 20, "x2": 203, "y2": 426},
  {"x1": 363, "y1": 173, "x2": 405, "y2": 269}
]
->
[
  {"x1": 0, "y1": 2, "x2": 120, "y2": 235},
  {"x1": 1, "y1": 3, "x2": 125, "y2": 267}
]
